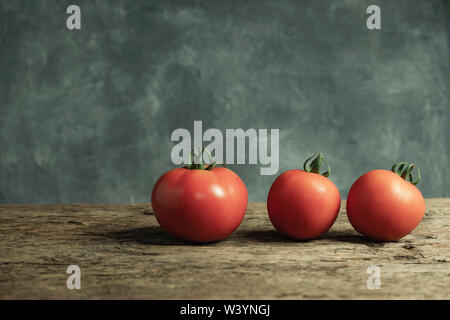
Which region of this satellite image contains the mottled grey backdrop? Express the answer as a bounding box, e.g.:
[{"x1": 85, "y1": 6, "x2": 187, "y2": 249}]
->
[{"x1": 0, "y1": 0, "x2": 449, "y2": 203}]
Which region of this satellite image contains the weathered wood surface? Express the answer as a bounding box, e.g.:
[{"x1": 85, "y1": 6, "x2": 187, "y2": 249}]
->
[{"x1": 0, "y1": 199, "x2": 449, "y2": 299}]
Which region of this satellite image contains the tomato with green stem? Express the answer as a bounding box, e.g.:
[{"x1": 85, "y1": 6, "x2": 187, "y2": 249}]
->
[
  {"x1": 267, "y1": 153, "x2": 341, "y2": 240},
  {"x1": 151, "y1": 149, "x2": 248, "y2": 243},
  {"x1": 346, "y1": 162, "x2": 425, "y2": 241}
]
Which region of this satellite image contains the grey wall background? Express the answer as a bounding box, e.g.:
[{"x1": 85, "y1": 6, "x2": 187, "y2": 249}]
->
[{"x1": 0, "y1": 0, "x2": 449, "y2": 204}]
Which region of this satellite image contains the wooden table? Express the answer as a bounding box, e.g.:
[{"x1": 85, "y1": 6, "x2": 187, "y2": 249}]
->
[{"x1": 0, "y1": 199, "x2": 449, "y2": 299}]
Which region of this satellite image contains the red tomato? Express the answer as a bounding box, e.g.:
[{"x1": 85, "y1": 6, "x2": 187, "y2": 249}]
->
[
  {"x1": 346, "y1": 164, "x2": 425, "y2": 241},
  {"x1": 151, "y1": 166, "x2": 248, "y2": 243},
  {"x1": 267, "y1": 153, "x2": 341, "y2": 240}
]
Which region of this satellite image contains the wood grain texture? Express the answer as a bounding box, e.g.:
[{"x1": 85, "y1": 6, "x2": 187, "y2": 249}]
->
[{"x1": 0, "y1": 199, "x2": 449, "y2": 299}]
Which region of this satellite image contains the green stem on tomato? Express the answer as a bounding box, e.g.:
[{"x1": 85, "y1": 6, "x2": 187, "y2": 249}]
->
[
  {"x1": 391, "y1": 161, "x2": 421, "y2": 185},
  {"x1": 185, "y1": 147, "x2": 217, "y2": 171},
  {"x1": 303, "y1": 152, "x2": 331, "y2": 177}
]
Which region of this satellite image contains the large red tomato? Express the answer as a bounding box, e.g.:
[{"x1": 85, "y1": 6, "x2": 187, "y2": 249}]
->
[
  {"x1": 151, "y1": 163, "x2": 248, "y2": 243},
  {"x1": 346, "y1": 162, "x2": 425, "y2": 241},
  {"x1": 267, "y1": 153, "x2": 341, "y2": 240}
]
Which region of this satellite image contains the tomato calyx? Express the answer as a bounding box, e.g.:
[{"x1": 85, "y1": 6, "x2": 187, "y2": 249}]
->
[
  {"x1": 185, "y1": 147, "x2": 223, "y2": 171},
  {"x1": 303, "y1": 152, "x2": 331, "y2": 177},
  {"x1": 391, "y1": 161, "x2": 421, "y2": 185}
]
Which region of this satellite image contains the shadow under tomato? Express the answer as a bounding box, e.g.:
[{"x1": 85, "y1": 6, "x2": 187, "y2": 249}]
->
[
  {"x1": 240, "y1": 229, "x2": 387, "y2": 246},
  {"x1": 99, "y1": 226, "x2": 217, "y2": 246},
  {"x1": 322, "y1": 230, "x2": 387, "y2": 247},
  {"x1": 240, "y1": 229, "x2": 314, "y2": 243},
  {"x1": 98, "y1": 226, "x2": 388, "y2": 247}
]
